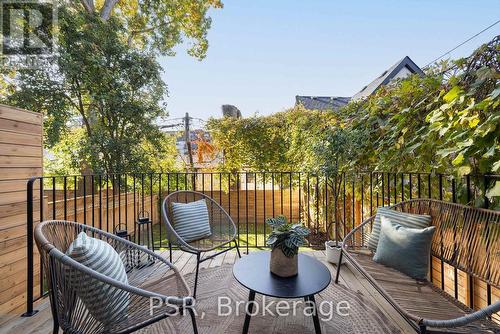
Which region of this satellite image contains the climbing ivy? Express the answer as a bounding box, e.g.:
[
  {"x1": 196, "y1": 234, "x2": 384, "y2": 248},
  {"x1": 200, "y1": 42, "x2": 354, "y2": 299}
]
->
[{"x1": 208, "y1": 37, "x2": 499, "y2": 178}]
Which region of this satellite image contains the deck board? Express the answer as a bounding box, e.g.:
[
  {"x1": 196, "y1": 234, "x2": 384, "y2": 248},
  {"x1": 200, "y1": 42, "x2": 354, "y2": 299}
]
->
[{"x1": 0, "y1": 249, "x2": 416, "y2": 334}]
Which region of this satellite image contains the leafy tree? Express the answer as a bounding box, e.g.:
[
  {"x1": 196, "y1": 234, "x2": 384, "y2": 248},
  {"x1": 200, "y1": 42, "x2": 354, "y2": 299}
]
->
[
  {"x1": 1, "y1": 0, "x2": 224, "y2": 174},
  {"x1": 76, "y1": 0, "x2": 223, "y2": 58},
  {"x1": 3, "y1": 10, "x2": 169, "y2": 174}
]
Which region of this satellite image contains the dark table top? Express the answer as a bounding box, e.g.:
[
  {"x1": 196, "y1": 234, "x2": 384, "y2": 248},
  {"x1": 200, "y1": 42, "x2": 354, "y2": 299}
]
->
[{"x1": 232, "y1": 251, "x2": 331, "y2": 298}]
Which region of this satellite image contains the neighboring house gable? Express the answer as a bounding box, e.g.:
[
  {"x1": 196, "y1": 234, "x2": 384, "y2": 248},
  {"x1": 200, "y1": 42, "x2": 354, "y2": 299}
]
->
[
  {"x1": 296, "y1": 56, "x2": 424, "y2": 110},
  {"x1": 351, "y1": 56, "x2": 424, "y2": 101}
]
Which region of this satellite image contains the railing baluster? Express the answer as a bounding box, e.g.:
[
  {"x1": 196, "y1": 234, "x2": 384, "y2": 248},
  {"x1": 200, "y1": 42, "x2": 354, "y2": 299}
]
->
[
  {"x1": 343, "y1": 172, "x2": 346, "y2": 237},
  {"x1": 325, "y1": 174, "x2": 329, "y2": 239},
  {"x1": 74, "y1": 176, "x2": 77, "y2": 223},
  {"x1": 150, "y1": 173, "x2": 153, "y2": 250},
  {"x1": 99, "y1": 175, "x2": 102, "y2": 229},
  {"x1": 52, "y1": 177, "x2": 56, "y2": 219},
  {"x1": 106, "y1": 175, "x2": 109, "y2": 232},
  {"x1": 117, "y1": 175, "x2": 121, "y2": 228},
  {"x1": 237, "y1": 173, "x2": 241, "y2": 250},
  {"x1": 24, "y1": 178, "x2": 36, "y2": 316},
  {"x1": 401, "y1": 173, "x2": 404, "y2": 202},
  {"x1": 370, "y1": 172, "x2": 373, "y2": 216},
  {"x1": 91, "y1": 175, "x2": 95, "y2": 228},
  {"x1": 361, "y1": 174, "x2": 364, "y2": 245},
  {"x1": 289, "y1": 172, "x2": 293, "y2": 222},
  {"x1": 428, "y1": 174, "x2": 432, "y2": 199},
  {"x1": 133, "y1": 174, "x2": 136, "y2": 241},
  {"x1": 254, "y1": 172, "x2": 257, "y2": 246},
  {"x1": 39, "y1": 178, "x2": 44, "y2": 297},
  {"x1": 124, "y1": 174, "x2": 127, "y2": 231},
  {"x1": 393, "y1": 173, "x2": 397, "y2": 204},
  {"x1": 306, "y1": 173, "x2": 310, "y2": 230},
  {"x1": 409, "y1": 173, "x2": 413, "y2": 200},
  {"x1": 262, "y1": 172, "x2": 266, "y2": 242},
  {"x1": 112, "y1": 174, "x2": 116, "y2": 229},
  {"x1": 352, "y1": 176, "x2": 355, "y2": 233},
  {"x1": 280, "y1": 172, "x2": 284, "y2": 215},
  {"x1": 158, "y1": 173, "x2": 162, "y2": 248},
  {"x1": 63, "y1": 176, "x2": 68, "y2": 220},
  {"x1": 245, "y1": 172, "x2": 249, "y2": 253},
  {"x1": 298, "y1": 173, "x2": 302, "y2": 222},
  {"x1": 316, "y1": 175, "x2": 319, "y2": 233},
  {"x1": 418, "y1": 173, "x2": 422, "y2": 198},
  {"x1": 381, "y1": 172, "x2": 385, "y2": 206}
]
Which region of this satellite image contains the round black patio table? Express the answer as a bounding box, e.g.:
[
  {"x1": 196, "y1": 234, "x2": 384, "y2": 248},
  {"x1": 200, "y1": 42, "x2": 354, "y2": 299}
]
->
[{"x1": 233, "y1": 251, "x2": 331, "y2": 334}]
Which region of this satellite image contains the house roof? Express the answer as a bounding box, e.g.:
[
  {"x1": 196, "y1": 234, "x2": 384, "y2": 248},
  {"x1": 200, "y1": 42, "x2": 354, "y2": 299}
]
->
[
  {"x1": 296, "y1": 56, "x2": 423, "y2": 110},
  {"x1": 295, "y1": 96, "x2": 351, "y2": 111},
  {"x1": 351, "y1": 56, "x2": 424, "y2": 101}
]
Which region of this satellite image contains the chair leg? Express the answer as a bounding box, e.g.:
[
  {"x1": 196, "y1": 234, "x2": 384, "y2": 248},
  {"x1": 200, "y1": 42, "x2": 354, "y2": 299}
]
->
[
  {"x1": 193, "y1": 253, "x2": 201, "y2": 298},
  {"x1": 168, "y1": 241, "x2": 173, "y2": 263},
  {"x1": 188, "y1": 307, "x2": 198, "y2": 334},
  {"x1": 52, "y1": 319, "x2": 59, "y2": 334},
  {"x1": 334, "y1": 250, "x2": 343, "y2": 284},
  {"x1": 235, "y1": 240, "x2": 242, "y2": 258},
  {"x1": 50, "y1": 297, "x2": 59, "y2": 334}
]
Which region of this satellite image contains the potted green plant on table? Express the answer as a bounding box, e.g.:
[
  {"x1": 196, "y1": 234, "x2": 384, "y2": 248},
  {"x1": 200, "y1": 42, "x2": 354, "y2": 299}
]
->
[{"x1": 266, "y1": 216, "x2": 310, "y2": 277}]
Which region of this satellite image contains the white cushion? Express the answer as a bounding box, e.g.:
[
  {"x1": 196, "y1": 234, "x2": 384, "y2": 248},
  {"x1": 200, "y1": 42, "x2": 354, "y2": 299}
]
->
[
  {"x1": 66, "y1": 232, "x2": 129, "y2": 325},
  {"x1": 171, "y1": 199, "x2": 212, "y2": 242}
]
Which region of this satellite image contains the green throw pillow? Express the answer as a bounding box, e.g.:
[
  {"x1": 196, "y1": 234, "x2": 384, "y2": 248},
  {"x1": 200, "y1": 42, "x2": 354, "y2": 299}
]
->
[
  {"x1": 373, "y1": 217, "x2": 435, "y2": 280},
  {"x1": 367, "y1": 207, "x2": 432, "y2": 252}
]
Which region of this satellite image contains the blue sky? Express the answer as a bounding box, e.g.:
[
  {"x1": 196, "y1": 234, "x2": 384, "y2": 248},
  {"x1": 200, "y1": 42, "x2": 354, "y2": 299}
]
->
[{"x1": 158, "y1": 0, "x2": 500, "y2": 120}]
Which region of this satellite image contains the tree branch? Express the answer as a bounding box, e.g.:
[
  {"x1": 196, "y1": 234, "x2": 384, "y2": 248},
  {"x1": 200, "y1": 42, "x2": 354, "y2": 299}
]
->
[
  {"x1": 127, "y1": 20, "x2": 172, "y2": 46},
  {"x1": 79, "y1": 0, "x2": 95, "y2": 13},
  {"x1": 73, "y1": 79, "x2": 93, "y2": 138},
  {"x1": 100, "y1": 0, "x2": 119, "y2": 20}
]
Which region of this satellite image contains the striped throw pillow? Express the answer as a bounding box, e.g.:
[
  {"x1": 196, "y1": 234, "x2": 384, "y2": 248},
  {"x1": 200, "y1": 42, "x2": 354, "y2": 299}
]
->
[
  {"x1": 66, "y1": 232, "x2": 129, "y2": 326},
  {"x1": 367, "y1": 207, "x2": 432, "y2": 252},
  {"x1": 171, "y1": 199, "x2": 212, "y2": 242}
]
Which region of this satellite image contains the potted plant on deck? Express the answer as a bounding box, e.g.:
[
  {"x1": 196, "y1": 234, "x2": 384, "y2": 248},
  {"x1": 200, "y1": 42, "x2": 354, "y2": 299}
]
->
[{"x1": 266, "y1": 216, "x2": 310, "y2": 277}]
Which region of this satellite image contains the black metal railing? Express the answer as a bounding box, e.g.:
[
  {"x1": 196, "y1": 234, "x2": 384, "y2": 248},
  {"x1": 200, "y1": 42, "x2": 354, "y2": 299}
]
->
[{"x1": 24, "y1": 171, "x2": 499, "y2": 315}]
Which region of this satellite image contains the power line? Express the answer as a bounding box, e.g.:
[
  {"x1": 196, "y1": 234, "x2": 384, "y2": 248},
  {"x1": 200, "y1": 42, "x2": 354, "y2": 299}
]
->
[{"x1": 423, "y1": 19, "x2": 500, "y2": 69}]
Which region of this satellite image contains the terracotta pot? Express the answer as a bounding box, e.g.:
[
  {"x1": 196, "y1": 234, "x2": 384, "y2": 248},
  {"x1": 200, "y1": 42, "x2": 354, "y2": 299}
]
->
[{"x1": 269, "y1": 248, "x2": 298, "y2": 277}]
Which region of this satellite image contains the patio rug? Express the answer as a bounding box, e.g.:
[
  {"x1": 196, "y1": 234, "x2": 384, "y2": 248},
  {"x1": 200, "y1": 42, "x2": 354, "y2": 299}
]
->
[{"x1": 143, "y1": 264, "x2": 401, "y2": 334}]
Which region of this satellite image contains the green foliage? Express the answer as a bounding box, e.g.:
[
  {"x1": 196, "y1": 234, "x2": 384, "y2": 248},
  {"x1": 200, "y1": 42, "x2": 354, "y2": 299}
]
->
[
  {"x1": 266, "y1": 216, "x2": 309, "y2": 257},
  {"x1": 2, "y1": 8, "x2": 175, "y2": 174},
  {"x1": 207, "y1": 37, "x2": 500, "y2": 178},
  {"x1": 341, "y1": 36, "x2": 499, "y2": 176},
  {"x1": 44, "y1": 128, "x2": 86, "y2": 176},
  {"x1": 75, "y1": 0, "x2": 223, "y2": 59},
  {"x1": 2, "y1": 0, "x2": 224, "y2": 174},
  {"x1": 207, "y1": 105, "x2": 338, "y2": 172}
]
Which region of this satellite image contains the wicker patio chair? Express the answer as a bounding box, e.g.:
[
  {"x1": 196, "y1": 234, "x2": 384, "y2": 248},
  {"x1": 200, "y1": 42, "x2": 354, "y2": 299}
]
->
[
  {"x1": 35, "y1": 220, "x2": 198, "y2": 334},
  {"x1": 334, "y1": 199, "x2": 500, "y2": 334},
  {"x1": 162, "y1": 191, "x2": 241, "y2": 297}
]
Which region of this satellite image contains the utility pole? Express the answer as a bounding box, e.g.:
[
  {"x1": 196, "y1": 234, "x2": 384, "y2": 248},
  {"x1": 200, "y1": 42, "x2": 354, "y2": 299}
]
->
[{"x1": 184, "y1": 112, "x2": 194, "y2": 170}]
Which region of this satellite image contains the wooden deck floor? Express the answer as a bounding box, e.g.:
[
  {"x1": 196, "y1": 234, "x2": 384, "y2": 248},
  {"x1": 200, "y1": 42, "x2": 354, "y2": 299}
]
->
[{"x1": 0, "y1": 249, "x2": 416, "y2": 334}]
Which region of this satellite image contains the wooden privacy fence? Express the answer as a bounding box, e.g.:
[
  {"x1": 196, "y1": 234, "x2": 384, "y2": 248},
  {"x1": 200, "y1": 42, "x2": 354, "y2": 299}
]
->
[{"x1": 0, "y1": 105, "x2": 43, "y2": 325}]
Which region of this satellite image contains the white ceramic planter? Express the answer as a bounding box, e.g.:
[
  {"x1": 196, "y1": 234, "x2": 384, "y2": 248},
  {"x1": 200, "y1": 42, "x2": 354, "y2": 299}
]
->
[{"x1": 325, "y1": 241, "x2": 345, "y2": 265}]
